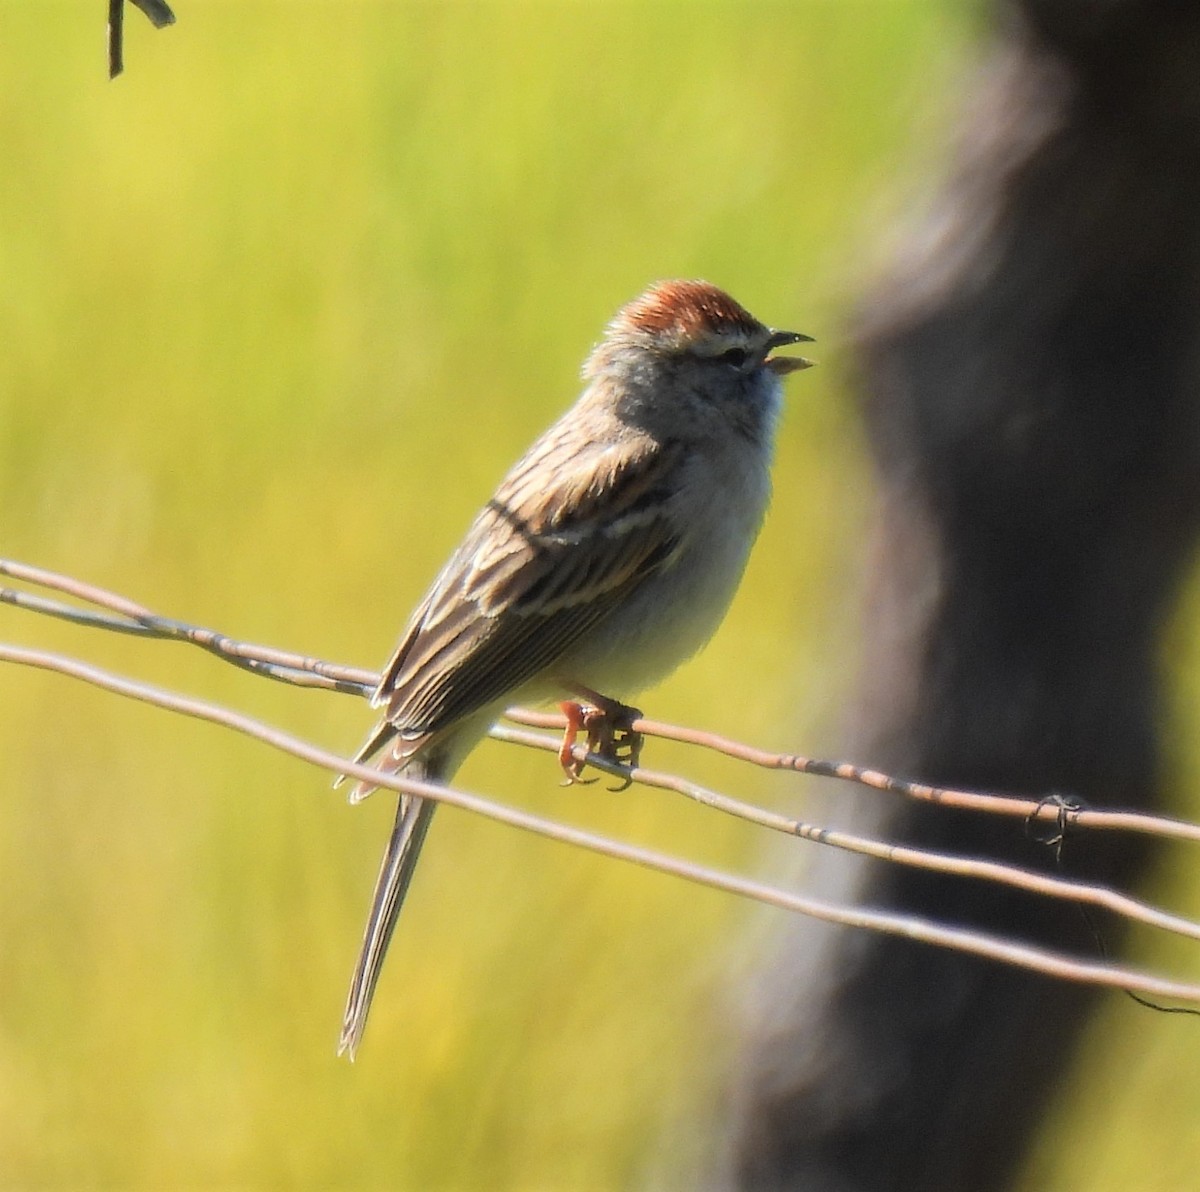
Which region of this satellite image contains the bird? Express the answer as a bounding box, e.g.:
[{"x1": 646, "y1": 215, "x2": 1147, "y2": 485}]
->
[{"x1": 337, "y1": 279, "x2": 813, "y2": 1058}]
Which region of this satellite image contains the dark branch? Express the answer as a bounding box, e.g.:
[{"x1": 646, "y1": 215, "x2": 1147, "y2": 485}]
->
[{"x1": 108, "y1": 0, "x2": 175, "y2": 80}]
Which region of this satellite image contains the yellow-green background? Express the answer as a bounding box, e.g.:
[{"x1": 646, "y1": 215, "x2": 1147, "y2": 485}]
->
[{"x1": 2, "y1": 2, "x2": 1198, "y2": 1188}]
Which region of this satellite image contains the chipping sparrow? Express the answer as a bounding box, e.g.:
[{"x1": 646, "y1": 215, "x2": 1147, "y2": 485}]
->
[{"x1": 338, "y1": 280, "x2": 813, "y2": 1058}]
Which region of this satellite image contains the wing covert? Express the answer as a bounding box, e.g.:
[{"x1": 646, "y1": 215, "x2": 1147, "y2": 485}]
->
[{"x1": 373, "y1": 428, "x2": 683, "y2": 737}]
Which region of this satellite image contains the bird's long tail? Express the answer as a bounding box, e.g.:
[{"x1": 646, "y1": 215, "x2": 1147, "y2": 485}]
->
[{"x1": 338, "y1": 768, "x2": 439, "y2": 1060}]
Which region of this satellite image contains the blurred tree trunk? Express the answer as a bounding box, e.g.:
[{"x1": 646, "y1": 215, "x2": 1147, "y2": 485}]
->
[{"x1": 725, "y1": 3, "x2": 1200, "y2": 1189}]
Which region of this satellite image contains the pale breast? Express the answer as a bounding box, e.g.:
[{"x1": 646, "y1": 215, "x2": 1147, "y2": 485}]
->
[{"x1": 549, "y1": 434, "x2": 773, "y2": 699}]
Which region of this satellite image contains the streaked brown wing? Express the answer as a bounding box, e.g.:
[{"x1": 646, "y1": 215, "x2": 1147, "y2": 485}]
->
[{"x1": 374, "y1": 425, "x2": 683, "y2": 739}]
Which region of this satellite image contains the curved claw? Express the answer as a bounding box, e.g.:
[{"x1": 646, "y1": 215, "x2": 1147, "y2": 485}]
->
[{"x1": 561, "y1": 770, "x2": 599, "y2": 787}]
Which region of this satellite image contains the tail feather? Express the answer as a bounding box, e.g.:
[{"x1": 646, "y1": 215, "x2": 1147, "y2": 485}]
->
[
  {"x1": 338, "y1": 780, "x2": 438, "y2": 1060},
  {"x1": 338, "y1": 718, "x2": 486, "y2": 1058},
  {"x1": 334, "y1": 719, "x2": 431, "y2": 804},
  {"x1": 331, "y1": 719, "x2": 395, "y2": 793}
]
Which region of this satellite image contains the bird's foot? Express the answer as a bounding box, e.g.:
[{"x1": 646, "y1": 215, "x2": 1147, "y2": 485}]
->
[{"x1": 557, "y1": 692, "x2": 644, "y2": 789}]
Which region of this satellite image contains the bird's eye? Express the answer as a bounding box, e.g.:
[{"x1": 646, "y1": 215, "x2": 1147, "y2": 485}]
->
[{"x1": 718, "y1": 347, "x2": 749, "y2": 368}]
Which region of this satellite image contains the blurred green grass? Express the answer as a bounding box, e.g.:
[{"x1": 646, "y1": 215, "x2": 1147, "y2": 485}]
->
[{"x1": 3, "y1": 2, "x2": 1200, "y2": 1189}]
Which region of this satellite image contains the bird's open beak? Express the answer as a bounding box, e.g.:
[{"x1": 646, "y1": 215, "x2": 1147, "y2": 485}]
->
[{"x1": 765, "y1": 328, "x2": 815, "y2": 375}]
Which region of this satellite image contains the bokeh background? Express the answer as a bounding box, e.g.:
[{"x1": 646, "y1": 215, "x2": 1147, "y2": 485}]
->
[{"x1": 2, "y1": 2, "x2": 1199, "y2": 1188}]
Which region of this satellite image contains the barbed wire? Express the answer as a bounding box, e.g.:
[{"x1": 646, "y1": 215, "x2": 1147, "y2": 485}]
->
[
  {"x1": 504, "y1": 708, "x2": 1200, "y2": 847},
  {"x1": 5, "y1": 557, "x2": 1197, "y2": 845},
  {"x1": 492, "y1": 723, "x2": 1200, "y2": 945},
  {"x1": 3, "y1": 556, "x2": 1200, "y2": 1005}
]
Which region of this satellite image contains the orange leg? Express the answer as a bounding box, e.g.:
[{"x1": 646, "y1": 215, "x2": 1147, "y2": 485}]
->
[{"x1": 557, "y1": 700, "x2": 594, "y2": 783}]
